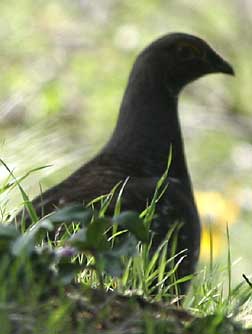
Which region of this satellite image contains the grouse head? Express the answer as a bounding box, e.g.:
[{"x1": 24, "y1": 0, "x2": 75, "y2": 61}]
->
[{"x1": 137, "y1": 32, "x2": 234, "y2": 94}]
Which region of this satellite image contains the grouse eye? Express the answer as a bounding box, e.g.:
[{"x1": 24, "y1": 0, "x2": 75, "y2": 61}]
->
[{"x1": 177, "y1": 45, "x2": 198, "y2": 60}]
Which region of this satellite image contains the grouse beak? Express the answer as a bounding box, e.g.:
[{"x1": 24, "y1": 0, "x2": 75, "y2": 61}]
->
[
  {"x1": 211, "y1": 52, "x2": 235, "y2": 76},
  {"x1": 216, "y1": 58, "x2": 235, "y2": 76}
]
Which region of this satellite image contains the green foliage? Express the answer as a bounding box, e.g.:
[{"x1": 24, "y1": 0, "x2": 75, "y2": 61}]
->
[
  {"x1": 187, "y1": 314, "x2": 252, "y2": 334},
  {"x1": 0, "y1": 199, "x2": 251, "y2": 333},
  {"x1": 1, "y1": 2, "x2": 251, "y2": 279},
  {"x1": 0, "y1": 160, "x2": 251, "y2": 332}
]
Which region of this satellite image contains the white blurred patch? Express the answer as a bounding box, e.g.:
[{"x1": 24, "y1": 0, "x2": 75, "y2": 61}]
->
[
  {"x1": 231, "y1": 143, "x2": 252, "y2": 171},
  {"x1": 235, "y1": 187, "x2": 252, "y2": 211},
  {"x1": 114, "y1": 24, "x2": 140, "y2": 51}
]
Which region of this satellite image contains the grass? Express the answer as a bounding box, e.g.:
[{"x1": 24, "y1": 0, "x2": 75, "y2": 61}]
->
[{"x1": 0, "y1": 161, "x2": 252, "y2": 333}]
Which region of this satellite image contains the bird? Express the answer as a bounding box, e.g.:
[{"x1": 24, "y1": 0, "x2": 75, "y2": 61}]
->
[{"x1": 16, "y1": 33, "x2": 234, "y2": 293}]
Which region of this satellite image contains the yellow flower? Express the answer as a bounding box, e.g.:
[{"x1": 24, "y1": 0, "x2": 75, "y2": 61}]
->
[
  {"x1": 195, "y1": 191, "x2": 240, "y2": 261},
  {"x1": 200, "y1": 224, "x2": 223, "y2": 261}
]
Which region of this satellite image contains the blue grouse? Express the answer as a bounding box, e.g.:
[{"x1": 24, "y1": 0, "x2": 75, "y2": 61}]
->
[{"x1": 17, "y1": 33, "x2": 234, "y2": 292}]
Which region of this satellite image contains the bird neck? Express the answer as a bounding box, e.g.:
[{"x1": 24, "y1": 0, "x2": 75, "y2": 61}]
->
[{"x1": 102, "y1": 59, "x2": 191, "y2": 185}]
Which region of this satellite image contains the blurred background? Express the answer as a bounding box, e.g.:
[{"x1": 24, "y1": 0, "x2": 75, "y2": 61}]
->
[{"x1": 0, "y1": 0, "x2": 251, "y2": 283}]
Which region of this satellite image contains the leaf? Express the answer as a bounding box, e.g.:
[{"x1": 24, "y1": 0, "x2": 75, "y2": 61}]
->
[
  {"x1": 68, "y1": 226, "x2": 88, "y2": 247},
  {"x1": 42, "y1": 205, "x2": 93, "y2": 226},
  {"x1": 0, "y1": 225, "x2": 19, "y2": 240},
  {"x1": 34, "y1": 219, "x2": 54, "y2": 232},
  {"x1": 100, "y1": 236, "x2": 138, "y2": 277},
  {"x1": 11, "y1": 220, "x2": 54, "y2": 255},
  {"x1": 113, "y1": 211, "x2": 149, "y2": 243},
  {"x1": 11, "y1": 233, "x2": 36, "y2": 256},
  {"x1": 86, "y1": 217, "x2": 111, "y2": 251},
  {"x1": 102, "y1": 253, "x2": 123, "y2": 277},
  {"x1": 109, "y1": 235, "x2": 138, "y2": 258},
  {"x1": 0, "y1": 225, "x2": 19, "y2": 252},
  {"x1": 69, "y1": 217, "x2": 111, "y2": 252}
]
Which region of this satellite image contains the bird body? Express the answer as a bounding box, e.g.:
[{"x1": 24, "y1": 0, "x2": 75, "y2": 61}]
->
[{"x1": 17, "y1": 33, "x2": 234, "y2": 292}]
